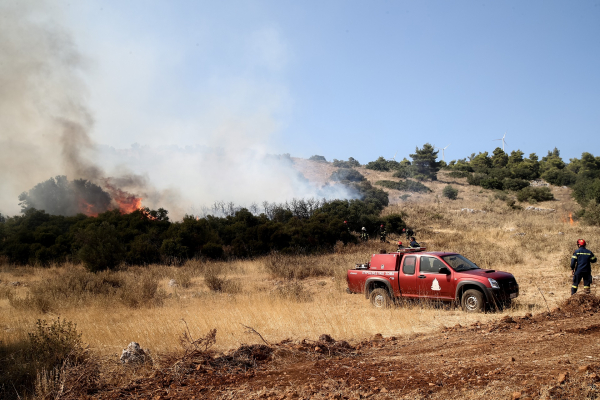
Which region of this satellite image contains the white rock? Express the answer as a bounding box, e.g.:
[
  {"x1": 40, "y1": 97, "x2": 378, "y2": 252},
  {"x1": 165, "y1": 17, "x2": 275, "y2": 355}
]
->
[
  {"x1": 168, "y1": 279, "x2": 177, "y2": 287},
  {"x1": 120, "y1": 342, "x2": 149, "y2": 365}
]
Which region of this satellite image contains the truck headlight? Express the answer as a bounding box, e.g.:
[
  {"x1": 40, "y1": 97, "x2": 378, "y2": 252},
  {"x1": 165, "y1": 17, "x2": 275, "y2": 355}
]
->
[{"x1": 488, "y1": 278, "x2": 500, "y2": 289}]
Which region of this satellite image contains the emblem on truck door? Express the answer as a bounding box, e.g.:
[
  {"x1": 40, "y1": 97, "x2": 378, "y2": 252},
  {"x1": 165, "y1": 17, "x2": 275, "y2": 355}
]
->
[
  {"x1": 381, "y1": 264, "x2": 384, "y2": 269},
  {"x1": 431, "y1": 278, "x2": 441, "y2": 291}
]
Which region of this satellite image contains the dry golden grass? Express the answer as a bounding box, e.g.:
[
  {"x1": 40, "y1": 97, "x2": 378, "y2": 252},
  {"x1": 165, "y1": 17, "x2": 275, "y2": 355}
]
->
[{"x1": 1, "y1": 170, "x2": 598, "y2": 368}]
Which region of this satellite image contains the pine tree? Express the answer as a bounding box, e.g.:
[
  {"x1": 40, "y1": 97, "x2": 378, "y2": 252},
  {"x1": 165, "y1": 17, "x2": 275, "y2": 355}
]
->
[{"x1": 409, "y1": 143, "x2": 441, "y2": 181}]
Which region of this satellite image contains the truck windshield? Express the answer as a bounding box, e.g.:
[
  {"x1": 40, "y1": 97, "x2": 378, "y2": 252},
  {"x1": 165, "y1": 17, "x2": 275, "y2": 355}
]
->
[{"x1": 442, "y1": 254, "x2": 480, "y2": 271}]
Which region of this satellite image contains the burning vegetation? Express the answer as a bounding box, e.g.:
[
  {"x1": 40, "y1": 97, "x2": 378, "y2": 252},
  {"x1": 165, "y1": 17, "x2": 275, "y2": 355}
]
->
[{"x1": 18, "y1": 176, "x2": 142, "y2": 217}]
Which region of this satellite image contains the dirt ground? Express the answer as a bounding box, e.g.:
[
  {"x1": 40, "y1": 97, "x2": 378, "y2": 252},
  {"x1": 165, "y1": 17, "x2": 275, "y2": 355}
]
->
[{"x1": 88, "y1": 295, "x2": 600, "y2": 400}]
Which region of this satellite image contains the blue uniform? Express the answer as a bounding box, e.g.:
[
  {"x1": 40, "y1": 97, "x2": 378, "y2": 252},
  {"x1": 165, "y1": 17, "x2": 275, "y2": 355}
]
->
[
  {"x1": 409, "y1": 240, "x2": 420, "y2": 248},
  {"x1": 571, "y1": 247, "x2": 597, "y2": 295}
]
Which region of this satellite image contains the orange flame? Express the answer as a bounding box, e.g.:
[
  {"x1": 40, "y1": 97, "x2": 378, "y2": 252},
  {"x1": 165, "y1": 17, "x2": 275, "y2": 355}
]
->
[
  {"x1": 102, "y1": 181, "x2": 143, "y2": 214},
  {"x1": 78, "y1": 199, "x2": 99, "y2": 217},
  {"x1": 569, "y1": 213, "x2": 574, "y2": 226}
]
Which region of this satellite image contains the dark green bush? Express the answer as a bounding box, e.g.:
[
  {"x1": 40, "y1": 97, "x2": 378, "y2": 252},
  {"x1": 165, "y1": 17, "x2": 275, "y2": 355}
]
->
[
  {"x1": 332, "y1": 157, "x2": 360, "y2": 168},
  {"x1": 516, "y1": 187, "x2": 555, "y2": 203},
  {"x1": 375, "y1": 180, "x2": 431, "y2": 193},
  {"x1": 309, "y1": 155, "x2": 327, "y2": 162},
  {"x1": 201, "y1": 243, "x2": 224, "y2": 259},
  {"x1": 541, "y1": 168, "x2": 577, "y2": 186},
  {"x1": 447, "y1": 171, "x2": 471, "y2": 179},
  {"x1": 502, "y1": 178, "x2": 530, "y2": 191},
  {"x1": 75, "y1": 222, "x2": 125, "y2": 272},
  {"x1": 442, "y1": 185, "x2": 459, "y2": 200},
  {"x1": 365, "y1": 156, "x2": 399, "y2": 171},
  {"x1": 580, "y1": 201, "x2": 600, "y2": 226},
  {"x1": 330, "y1": 168, "x2": 365, "y2": 182},
  {"x1": 479, "y1": 177, "x2": 504, "y2": 190}
]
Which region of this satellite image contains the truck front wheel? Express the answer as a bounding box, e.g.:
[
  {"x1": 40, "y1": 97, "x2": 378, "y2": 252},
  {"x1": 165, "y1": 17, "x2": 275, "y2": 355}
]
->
[
  {"x1": 461, "y1": 289, "x2": 485, "y2": 313},
  {"x1": 370, "y1": 288, "x2": 392, "y2": 309}
]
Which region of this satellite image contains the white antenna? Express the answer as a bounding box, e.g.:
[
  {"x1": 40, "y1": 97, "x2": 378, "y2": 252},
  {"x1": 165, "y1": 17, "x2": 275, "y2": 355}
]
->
[
  {"x1": 391, "y1": 151, "x2": 398, "y2": 161},
  {"x1": 493, "y1": 132, "x2": 507, "y2": 151},
  {"x1": 435, "y1": 144, "x2": 450, "y2": 162}
]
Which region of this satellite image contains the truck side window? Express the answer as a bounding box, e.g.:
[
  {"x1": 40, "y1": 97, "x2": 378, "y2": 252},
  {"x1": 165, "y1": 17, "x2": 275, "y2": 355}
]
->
[
  {"x1": 420, "y1": 256, "x2": 446, "y2": 273},
  {"x1": 402, "y1": 256, "x2": 416, "y2": 275}
]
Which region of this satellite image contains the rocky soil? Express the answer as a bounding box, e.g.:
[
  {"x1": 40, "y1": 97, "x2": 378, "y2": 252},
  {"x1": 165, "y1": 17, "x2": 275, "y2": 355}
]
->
[{"x1": 75, "y1": 295, "x2": 600, "y2": 400}]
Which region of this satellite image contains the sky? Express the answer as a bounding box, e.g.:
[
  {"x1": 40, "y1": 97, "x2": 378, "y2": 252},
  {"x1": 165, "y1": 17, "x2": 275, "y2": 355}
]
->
[
  {"x1": 1, "y1": 0, "x2": 600, "y2": 217},
  {"x1": 60, "y1": 0, "x2": 600, "y2": 163}
]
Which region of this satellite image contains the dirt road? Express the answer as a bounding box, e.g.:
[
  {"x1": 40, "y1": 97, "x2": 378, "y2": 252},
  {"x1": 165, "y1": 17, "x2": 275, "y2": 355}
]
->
[{"x1": 95, "y1": 295, "x2": 600, "y2": 400}]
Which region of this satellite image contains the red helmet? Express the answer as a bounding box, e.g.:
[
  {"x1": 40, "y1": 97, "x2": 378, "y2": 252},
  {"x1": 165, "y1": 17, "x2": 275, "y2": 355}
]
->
[
  {"x1": 344, "y1": 220, "x2": 347, "y2": 224},
  {"x1": 380, "y1": 224, "x2": 384, "y2": 227},
  {"x1": 578, "y1": 239, "x2": 586, "y2": 247},
  {"x1": 398, "y1": 241, "x2": 402, "y2": 245}
]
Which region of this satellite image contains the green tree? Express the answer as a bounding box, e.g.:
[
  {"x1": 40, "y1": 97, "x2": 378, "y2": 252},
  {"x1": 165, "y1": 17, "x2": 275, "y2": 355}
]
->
[
  {"x1": 409, "y1": 143, "x2": 441, "y2": 181},
  {"x1": 470, "y1": 152, "x2": 492, "y2": 173},
  {"x1": 491, "y1": 147, "x2": 509, "y2": 168},
  {"x1": 75, "y1": 222, "x2": 125, "y2": 271}
]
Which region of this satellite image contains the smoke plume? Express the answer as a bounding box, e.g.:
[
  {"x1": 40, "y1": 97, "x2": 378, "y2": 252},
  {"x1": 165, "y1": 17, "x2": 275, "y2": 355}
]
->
[{"x1": 0, "y1": 2, "x2": 357, "y2": 219}]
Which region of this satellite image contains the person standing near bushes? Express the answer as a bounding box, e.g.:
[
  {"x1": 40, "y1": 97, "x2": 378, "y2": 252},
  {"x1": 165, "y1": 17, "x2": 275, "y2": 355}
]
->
[
  {"x1": 571, "y1": 239, "x2": 597, "y2": 295},
  {"x1": 379, "y1": 224, "x2": 386, "y2": 243},
  {"x1": 361, "y1": 227, "x2": 369, "y2": 242}
]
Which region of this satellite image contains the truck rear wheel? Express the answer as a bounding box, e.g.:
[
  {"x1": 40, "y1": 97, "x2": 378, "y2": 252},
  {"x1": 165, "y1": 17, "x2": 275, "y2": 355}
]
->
[
  {"x1": 462, "y1": 289, "x2": 485, "y2": 313},
  {"x1": 370, "y1": 288, "x2": 392, "y2": 309}
]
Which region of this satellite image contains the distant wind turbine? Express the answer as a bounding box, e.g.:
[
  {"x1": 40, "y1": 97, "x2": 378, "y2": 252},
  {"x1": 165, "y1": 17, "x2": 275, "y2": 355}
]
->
[
  {"x1": 493, "y1": 133, "x2": 507, "y2": 151},
  {"x1": 390, "y1": 151, "x2": 398, "y2": 161},
  {"x1": 435, "y1": 144, "x2": 450, "y2": 162}
]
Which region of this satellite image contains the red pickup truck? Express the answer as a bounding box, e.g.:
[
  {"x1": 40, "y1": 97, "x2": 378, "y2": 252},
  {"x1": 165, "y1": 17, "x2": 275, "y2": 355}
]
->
[{"x1": 346, "y1": 248, "x2": 519, "y2": 312}]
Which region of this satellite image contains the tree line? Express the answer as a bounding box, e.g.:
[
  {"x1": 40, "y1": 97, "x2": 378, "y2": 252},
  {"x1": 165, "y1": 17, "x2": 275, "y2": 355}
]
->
[{"x1": 0, "y1": 191, "x2": 406, "y2": 270}]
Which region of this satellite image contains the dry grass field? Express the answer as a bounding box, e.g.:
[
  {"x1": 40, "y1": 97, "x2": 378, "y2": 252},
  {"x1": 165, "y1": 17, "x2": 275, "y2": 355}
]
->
[{"x1": 2, "y1": 165, "x2": 599, "y2": 398}]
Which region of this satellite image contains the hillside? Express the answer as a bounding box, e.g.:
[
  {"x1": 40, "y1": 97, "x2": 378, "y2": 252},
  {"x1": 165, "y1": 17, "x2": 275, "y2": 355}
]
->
[{"x1": 2, "y1": 158, "x2": 599, "y2": 399}]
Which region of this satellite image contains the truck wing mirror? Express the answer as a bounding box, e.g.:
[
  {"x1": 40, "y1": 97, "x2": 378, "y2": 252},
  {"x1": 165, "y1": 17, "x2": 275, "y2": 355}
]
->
[{"x1": 438, "y1": 267, "x2": 451, "y2": 275}]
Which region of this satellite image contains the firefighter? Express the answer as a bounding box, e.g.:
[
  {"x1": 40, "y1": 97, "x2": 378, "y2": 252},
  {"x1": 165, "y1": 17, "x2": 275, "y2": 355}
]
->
[
  {"x1": 397, "y1": 241, "x2": 405, "y2": 251},
  {"x1": 361, "y1": 227, "x2": 369, "y2": 242},
  {"x1": 402, "y1": 227, "x2": 415, "y2": 240},
  {"x1": 409, "y1": 236, "x2": 420, "y2": 248},
  {"x1": 379, "y1": 224, "x2": 387, "y2": 243},
  {"x1": 344, "y1": 220, "x2": 350, "y2": 233},
  {"x1": 571, "y1": 239, "x2": 597, "y2": 295}
]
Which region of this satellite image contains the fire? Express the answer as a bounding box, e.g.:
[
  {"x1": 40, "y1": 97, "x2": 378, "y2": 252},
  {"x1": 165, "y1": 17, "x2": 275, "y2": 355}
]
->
[
  {"x1": 101, "y1": 180, "x2": 143, "y2": 215},
  {"x1": 110, "y1": 187, "x2": 142, "y2": 214},
  {"x1": 561, "y1": 212, "x2": 577, "y2": 226},
  {"x1": 78, "y1": 199, "x2": 99, "y2": 217}
]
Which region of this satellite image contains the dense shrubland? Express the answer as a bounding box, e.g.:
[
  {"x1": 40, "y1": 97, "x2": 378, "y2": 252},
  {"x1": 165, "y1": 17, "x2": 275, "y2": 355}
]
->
[{"x1": 0, "y1": 189, "x2": 404, "y2": 269}]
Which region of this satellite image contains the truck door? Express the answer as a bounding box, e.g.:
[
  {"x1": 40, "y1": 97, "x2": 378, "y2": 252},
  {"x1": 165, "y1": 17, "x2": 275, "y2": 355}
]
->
[
  {"x1": 398, "y1": 255, "x2": 418, "y2": 297},
  {"x1": 416, "y1": 256, "x2": 454, "y2": 299}
]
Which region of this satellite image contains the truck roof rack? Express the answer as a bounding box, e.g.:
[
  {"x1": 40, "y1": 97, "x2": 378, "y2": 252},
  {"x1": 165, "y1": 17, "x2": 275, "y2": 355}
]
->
[{"x1": 396, "y1": 247, "x2": 427, "y2": 253}]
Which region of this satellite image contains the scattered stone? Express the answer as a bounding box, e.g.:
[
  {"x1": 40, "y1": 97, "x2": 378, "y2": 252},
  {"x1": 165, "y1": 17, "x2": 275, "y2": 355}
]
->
[
  {"x1": 168, "y1": 279, "x2": 177, "y2": 287},
  {"x1": 558, "y1": 232, "x2": 564, "y2": 235},
  {"x1": 525, "y1": 206, "x2": 555, "y2": 212},
  {"x1": 380, "y1": 388, "x2": 388, "y2": 393},
  {"x1": 509, "y1": 356, "x2": 516, "y2": 362},
  {"x1": 319, "y1": 334, "x2": 335, "y2": 343},
  {"x1": 530, "y1": 180, "x2": 549, "y2": 187},
  {"x1": 371, "y1": 333, "x2": 383, "y2": 341},
  {"x1": 120, "y1": 342, "x2": 150, "y2": 365},
  {"x1": 557, "y1": 372, "x2": 568, "y2": 384},
  {"x1": 512, "y1": 392, "x2": 522, "y2": 400},
  {"x1": 513, "y1": 232, "x2": 526, "y2": 237},
  {"x1": 10, "y1": 281, "x2": 21, "y2": 286},
  {"x1": 578, "y1": 365, "x2": 590, "y2": 373}
]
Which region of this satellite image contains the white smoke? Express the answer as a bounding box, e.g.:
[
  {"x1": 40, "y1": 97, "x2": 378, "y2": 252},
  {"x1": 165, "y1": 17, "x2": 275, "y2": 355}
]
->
[{"x1": 0, "y1": 2, "x2": 357, "y2": 219}]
